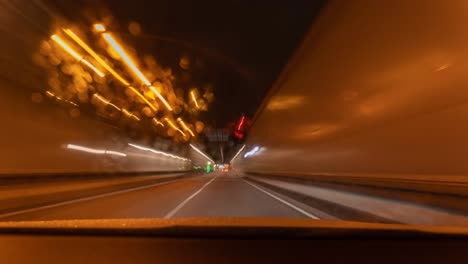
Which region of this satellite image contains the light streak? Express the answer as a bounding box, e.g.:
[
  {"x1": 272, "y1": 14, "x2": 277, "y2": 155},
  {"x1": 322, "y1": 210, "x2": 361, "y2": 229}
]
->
[
  {"x1": 105, "y1": 150, "x2": 127, "y2": 157},
  {"x1": 50, "y1": 35, "x2": 105, "y2": 77},
  {"x1": 129, "y1": 86, "x2": 158, "y2": 111},
  {"x1": 177, "y1": 129, "x2": 186, "y2": 137},
  {"x1": 46, "y1": 91, "x2": 78, "y2": 107},
  {"x1": 51, "y1": 35, "x2": 81, "y2": 60},
  {"x1": 165, "y1": 118, "x2": 186, "y2": 137},
  {"x1": 149, "y1": 86, "x2": 173, "y2": 111},
  {"x1": 122, "y1": 108, "x2": 140, "y2": 121},
  {"x1": 237, "y1": 115, "x2": 245, "y2": 131},
  {"x1": 63, "y1": 29, "x2": 158, "y2": 112},
  {"x1": 102, "y1": 33, "x2": 151, "y2": 85},
  {"x1": 64, "y1": 29, "x2": 129, "y2": 85},
  {"x1": 177, "y1": 118, "x2": 195, "y2": 137},
  {"x1": 81, "y1": 59, "x2": 105, "y2": 77},
  {"x1": 190, "y1": 91, "x2": 199, "y2": 108},
  {"x1": 229, "y1": 144, "x2": 246, "y2": 163},
  {"x1": 189, "y1": 144, "x2": 214, "y2": 163},
  {"x1": 93, "y1": 94, "x2": 121, "y2": 111},
  {"x1": 100, "y1": 30, "x2": 172, "y2": 111},
  {"x1": 66, "y1": 144, "x2": 126, "y2": 157},
  {"x1": 152, "y1": 118, "x2": 165, "y2": 127},
  {"x1": 94, "y1": 24, "x2": 106, "y2": 32},
  {"x1": 128, "y1": 143, "x2": 190, "y2": 161},
  {"x1": 244, "y1": 146, "x2": 260, "y2": 158}
]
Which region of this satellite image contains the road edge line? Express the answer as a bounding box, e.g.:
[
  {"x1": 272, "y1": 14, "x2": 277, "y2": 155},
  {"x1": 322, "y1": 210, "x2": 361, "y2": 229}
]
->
[
  {"x1": 242, "y1": 179, "x2": 320, "y2": 219},
  {"x1": 0, "y1": 179, "x2": 180, "y2": 219},
  {"x1": 164, "y1": 175, "x2": 217, "y2": 218}
]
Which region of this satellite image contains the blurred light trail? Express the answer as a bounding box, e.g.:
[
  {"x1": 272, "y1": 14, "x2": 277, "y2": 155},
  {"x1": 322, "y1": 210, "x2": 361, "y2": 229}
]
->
[
  {"x1": 122, "y1": 108, "x2": 140, "y2": 121},
  {"x1": 149, "y1": 86, "x2": 173, "y2": 111},
  {"x1": 190, "y1": 91, "x2": 199, "y2": 108},
  {"x1": 165, "y1": 118, "x2": 186, "y2": 137},
  {"x1": 189, "y1": 144, "x2": 215, "y2": 163},
  {"x1": 63, "y1": 29, "x2": 158, "y2": 112},
  {"x1": 66, "y1": 144, "x2": 126, "y2": 157},
  {"x1": 237, "y1": 115, "x2": 245, "y2": 131},
  {"x1": 93, "y1": 94, "x2": 121, "y2": 111},
  {"x1": 105, "y1": 150, "x2": 127, "y2": 157},
  {"x1": 93, "y1": 24, "x2": 106, "y2": 32},
  {"x1": 177, "y1": 129, "x2": 186, "y2": 137},
  {"x1": 50, "y1": 35, "x2": 105, "y2": 77},
  {"x1": 46, "y1": 91, "x2": 78, "y2": 106},
  {"x1": 230, "y1": 144, "x2": 246, "y2": 163},
  {"x1": 80, "y1": 60, "x2": 104, "y2": 77},
  {"x1": 129, "y1": 86, "x2": 158, "y2": 111},
  {"x1": 152, "y1": 117, "x2": 165, "y2": 127},
  {"x1": 244, "y1": 146, "x2": 260, "y2": 158},
  {"x1": 102, "y1": 33, "x2": 150, "y2": 85},
  {"x1": 128, "y1": 143, "x2": 190, "y2": 161},
  {"x1": 98, "y1": 27, "x2": 173, "y2": 111},
  {"x1": 51, "y1": 35, "x2": 81, "y2": 61},
  {"x1": 63, "y1": 29, "x2": 129, "y2": 86},
  {"x1": 177, "y1": 118, "x2": 195, "y2": 137}
]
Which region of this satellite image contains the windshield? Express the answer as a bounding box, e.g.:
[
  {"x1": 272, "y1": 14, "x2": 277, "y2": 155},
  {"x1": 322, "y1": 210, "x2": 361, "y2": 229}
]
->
[{"x1": 1, "y1": 0, "x2": 468, "y2": 227}]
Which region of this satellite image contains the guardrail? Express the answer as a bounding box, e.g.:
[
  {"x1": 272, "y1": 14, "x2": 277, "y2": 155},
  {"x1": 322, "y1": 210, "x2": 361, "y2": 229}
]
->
[{"x1": 243, "y1": 173, "x2": 468, "y2": 226}]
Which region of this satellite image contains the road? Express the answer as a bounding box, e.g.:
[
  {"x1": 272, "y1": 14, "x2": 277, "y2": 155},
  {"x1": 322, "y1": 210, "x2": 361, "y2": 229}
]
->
[{"x1": 2, "y1": 172, "x2": 318, "y2": 221}]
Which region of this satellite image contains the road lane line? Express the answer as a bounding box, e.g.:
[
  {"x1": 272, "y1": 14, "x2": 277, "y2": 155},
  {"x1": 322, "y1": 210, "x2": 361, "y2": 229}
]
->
[
  {"x1": 0, "y1": 179, "x2": 181, "y2": 219},
  {"x1": 242, "y1": 179, "x2": 320, "y2": 219},
  {"x1": 164, "y1": 175, "x2": 217, "y2": 218}
]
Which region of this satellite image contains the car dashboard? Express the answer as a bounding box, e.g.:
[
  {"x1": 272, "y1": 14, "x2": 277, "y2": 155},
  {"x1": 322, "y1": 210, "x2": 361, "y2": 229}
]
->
[{"x1": 1, "y1": 218, "x2": 468, "y2": 264}]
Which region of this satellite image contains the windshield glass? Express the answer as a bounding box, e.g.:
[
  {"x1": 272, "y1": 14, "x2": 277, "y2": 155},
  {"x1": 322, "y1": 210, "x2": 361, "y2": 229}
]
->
[{"x1": 1, "y1": 0, "x2": 468, "y2": 227}]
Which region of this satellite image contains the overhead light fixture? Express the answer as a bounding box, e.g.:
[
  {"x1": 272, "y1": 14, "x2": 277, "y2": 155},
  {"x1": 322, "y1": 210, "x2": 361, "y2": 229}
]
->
[
  {"x1": 51, "y1": 35, "x2": 104, "y2": 77},
  {"x1": 189, "y1": 144, "x2": 214, "y2": 163}
]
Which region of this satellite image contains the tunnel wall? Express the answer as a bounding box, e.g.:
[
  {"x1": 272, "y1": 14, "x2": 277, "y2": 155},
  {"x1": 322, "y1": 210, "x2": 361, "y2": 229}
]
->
[
  {"x1": 233, "y1": 0, "x2": 468, "y2": 179},
  {"x1": 0, "y1": 82, "x2": 191, "y2": 175},
  {"x1": 0, "y1": 2, "x2": 198, "y2": 176}
]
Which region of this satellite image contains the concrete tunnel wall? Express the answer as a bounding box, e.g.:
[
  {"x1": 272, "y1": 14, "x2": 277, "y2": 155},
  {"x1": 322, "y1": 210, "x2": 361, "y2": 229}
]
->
[
  {"x1": 0, "y1": 2, "x2": 218, "y2": 175},
  {"x1": 0, "y1": 81, "x2": 192, "y2": 175},
  {"x1": 233, "y1": 0, "x2": 468, "y2": 178}
]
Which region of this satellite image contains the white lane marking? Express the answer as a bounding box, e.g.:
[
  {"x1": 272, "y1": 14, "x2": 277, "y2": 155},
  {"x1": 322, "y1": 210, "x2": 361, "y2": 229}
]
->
[
  {"x1": 242, "y1": 179, "x2": 320, "y2": 219},
  {"x1": 0, "y1": 179, "x2": 181, "y2": 219},
  {"x1": 164, "y1": 175, "x2": 217, "y2": 218}
]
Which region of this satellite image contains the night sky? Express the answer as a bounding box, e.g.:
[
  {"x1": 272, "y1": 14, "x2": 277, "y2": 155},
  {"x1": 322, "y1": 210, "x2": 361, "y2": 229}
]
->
[{"x1": 49, "y1": 0, "x2": 324, "y2": 127}]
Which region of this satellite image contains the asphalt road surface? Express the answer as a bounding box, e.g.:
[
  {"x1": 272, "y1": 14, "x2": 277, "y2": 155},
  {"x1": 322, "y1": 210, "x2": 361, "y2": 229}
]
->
[{"x1": 3, "y1": 172, "x2": 318, "y2": 221}]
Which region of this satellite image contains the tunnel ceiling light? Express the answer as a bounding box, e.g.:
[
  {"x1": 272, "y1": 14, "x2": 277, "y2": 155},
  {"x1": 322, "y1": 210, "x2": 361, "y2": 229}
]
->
[
  {"x1": 244, "y1": 146, "x2": 260, "y2": 158},
  {"x1": 46, "y1": 91, "x2": 79, "y2": 107},
  {"x1": 189, "y1": 144, "x2": 214, "y2": 163},
  {"x1": 128, "y1": 143, "x2": 190, "y2": 161},
  {"x1": 66, "y1": 144, "x2": 126, "y2": 157},
  {"x1": 229, "y1": 144, "x2": 246, "y2": 164},
  {"x1": 190, "y1": 91, "x2": 199, "y2": 108},
  {"x1": 93, "y1": 94, "x2": 121, "y2": 111},
  {"x1": 105, "y1": 150, "x2": 127, "y2": 157},
  {"x1": 177, "y1": 118, "x2": 195, "y2": 137},
  {"x1": 165, "y1": 118, "x2": 186, "y2": 137},
  {"x1": 102, "y1": 33, "x2": 150, "y2": 85},
  {"x1": 94, "y1": 24, "x2": 106, "y2": 32},
  {"x1": 63, "y1": 29, "x2": 159, "y2": 112},
  {"x1": 51, "y1": 35, "x2": 104, "y2": 77},
  {"x1": 149, "y1": 86, "x2": 173, "y2": 111},
  {"x1": 129, "y1": 86, "x2": 158, "y2": 111},
  {"x1": 64, "y1": 29, "x2": 128, "y2": 85},
  {"x1": 152, "y1": 117, "x2": 165, "y2": 127},
  {"x1": 122, "y1": 109, "x2": 140, "y2": 121},
  {"x1": 98, "y1": 29, "x2": 173, "y2": 111}
]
